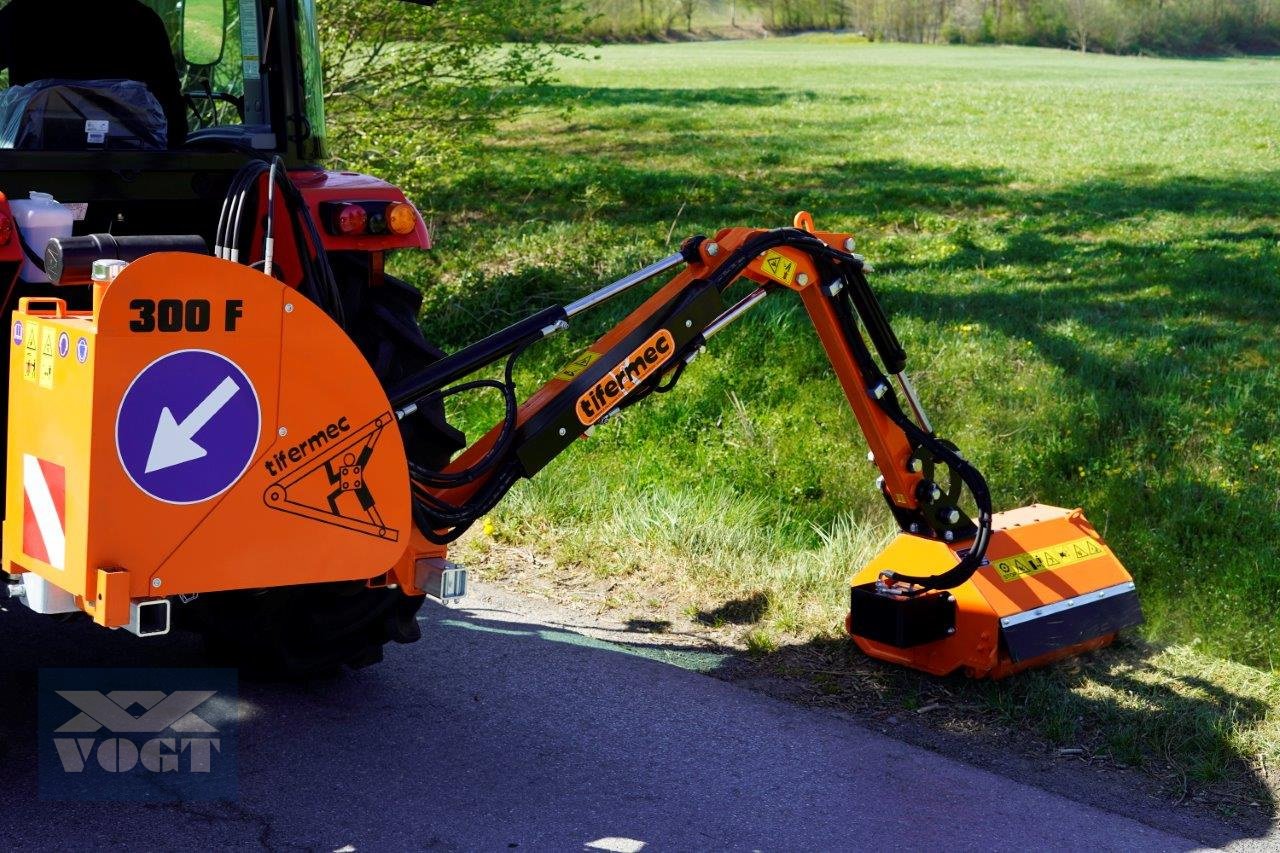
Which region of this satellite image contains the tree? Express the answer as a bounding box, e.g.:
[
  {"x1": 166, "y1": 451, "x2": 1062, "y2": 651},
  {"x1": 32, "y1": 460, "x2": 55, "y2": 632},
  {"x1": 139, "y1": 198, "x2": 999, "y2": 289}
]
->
[
  {"x1": 1065, "y1": 0, "x2": 1094, "y2": 49},
  {"x1": 318, "y1": 0, "x2": 582, "y2": 195},
  {"x1": 678, "y1": 0, "x2": 699, "y2": 31}
]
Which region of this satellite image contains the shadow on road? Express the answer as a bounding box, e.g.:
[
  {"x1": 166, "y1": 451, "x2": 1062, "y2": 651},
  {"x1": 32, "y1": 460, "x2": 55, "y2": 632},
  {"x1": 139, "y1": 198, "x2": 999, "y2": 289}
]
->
[
  {"x1": 467, "y1": 592, "x2": 1279, "y2": 845},
  {"x1": 751, "y1": 633, "x2": 1278, "y2": 846},
  {"x1": 0, "y1": 594, "x2": 1267, "y2": 848}
]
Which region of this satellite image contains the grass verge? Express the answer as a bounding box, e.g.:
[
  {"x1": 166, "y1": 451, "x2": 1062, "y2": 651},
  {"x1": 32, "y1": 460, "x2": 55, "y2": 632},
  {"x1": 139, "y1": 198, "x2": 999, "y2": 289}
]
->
[{"x1": 377, "y1": 39, "x2": 1280, "y2": 824}]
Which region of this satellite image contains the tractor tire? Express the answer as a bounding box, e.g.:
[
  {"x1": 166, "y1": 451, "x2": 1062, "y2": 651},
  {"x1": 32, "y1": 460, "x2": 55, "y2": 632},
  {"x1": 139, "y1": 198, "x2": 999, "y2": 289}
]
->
[
  {"x1": 180, "y1": 255, "x2": 463, "y2": 679},
  {"x1": 179, "y1": 582, "x2": 423, "y2": 679}
]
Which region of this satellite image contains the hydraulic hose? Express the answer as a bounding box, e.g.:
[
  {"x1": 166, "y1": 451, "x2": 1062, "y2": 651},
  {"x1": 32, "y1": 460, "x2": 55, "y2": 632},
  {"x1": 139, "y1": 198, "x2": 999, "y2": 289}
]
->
[
  {"x1": 830, "y1": 265, "x2": 993, "y2": 590},
  {"x1": 214, "y1": 158, "x2": 346, "y2": 329},
  {"x1": 705, "y1": 229, "x2": 993, "y2": 589},
  {"x1": 407, "y1": 341, "x2": 532, "y2": 545}
]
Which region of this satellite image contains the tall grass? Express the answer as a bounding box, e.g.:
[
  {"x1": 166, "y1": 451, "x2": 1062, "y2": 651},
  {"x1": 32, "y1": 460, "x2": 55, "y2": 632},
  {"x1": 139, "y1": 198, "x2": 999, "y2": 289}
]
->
[{"x1": 389, "y1": 40, "x2": 1280, "y2": 669}]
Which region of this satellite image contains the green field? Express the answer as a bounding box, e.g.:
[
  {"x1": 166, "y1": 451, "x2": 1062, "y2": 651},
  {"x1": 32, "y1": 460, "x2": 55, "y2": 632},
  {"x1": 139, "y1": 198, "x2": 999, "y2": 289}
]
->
[
  {"x1": 408, "y1": 39, "x2": 1280, "y2": 667},
  {"x1": 383, "y1": 38, "x2": 1280, "y2": 808}
]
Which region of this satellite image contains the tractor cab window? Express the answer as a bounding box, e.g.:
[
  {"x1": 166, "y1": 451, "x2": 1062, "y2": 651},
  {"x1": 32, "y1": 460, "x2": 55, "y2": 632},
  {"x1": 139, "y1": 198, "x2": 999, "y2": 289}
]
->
[
  {"x1": 296, "y1": 0, "x2": 326, "y2": 158},
  {"x1": 149, "y1": 0, "x2": 273, "y2": 139},
  {"x1": 0, "y1": 0, "x2": 273, "y2": 149}
]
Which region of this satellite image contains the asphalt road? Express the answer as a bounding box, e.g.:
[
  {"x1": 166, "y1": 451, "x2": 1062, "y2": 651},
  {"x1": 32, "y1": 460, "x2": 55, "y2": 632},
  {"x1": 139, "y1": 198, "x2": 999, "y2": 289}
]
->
[{"x1": 0, "y1": 587, "x2": 1221, "y2": 851}]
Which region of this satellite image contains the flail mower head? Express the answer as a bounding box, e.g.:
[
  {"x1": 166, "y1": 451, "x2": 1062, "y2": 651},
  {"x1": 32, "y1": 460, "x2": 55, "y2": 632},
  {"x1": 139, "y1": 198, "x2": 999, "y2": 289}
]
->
[
  {"x1": 847, "y1": 504, "x2": 1142, "y2": 679},
  {"x1": 712, "y1": 214, "x2": 1148, "y2": 679}
]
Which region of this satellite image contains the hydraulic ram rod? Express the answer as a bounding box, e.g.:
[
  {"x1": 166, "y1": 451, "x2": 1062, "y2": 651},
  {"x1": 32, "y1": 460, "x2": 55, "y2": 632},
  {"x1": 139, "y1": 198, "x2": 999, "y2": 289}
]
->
[
  {"x1": 390, "y1": 305, "x2": 567, "y2": 414},
  {"x1": 702, "y1": 286, "x2": 769, "y2": 341},
  {"x1": 391, "y1": 251, "x2": 692, "y2": 415},
  {"x1": 564, "y1": 251, "x2": 687, "y2": 318}
]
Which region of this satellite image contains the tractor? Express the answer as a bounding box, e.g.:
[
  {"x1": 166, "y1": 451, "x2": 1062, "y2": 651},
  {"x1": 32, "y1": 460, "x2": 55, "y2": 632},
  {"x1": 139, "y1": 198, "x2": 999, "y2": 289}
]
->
[{"x1": 0, "y1": 0, "x2": 1141, "y2": 678}]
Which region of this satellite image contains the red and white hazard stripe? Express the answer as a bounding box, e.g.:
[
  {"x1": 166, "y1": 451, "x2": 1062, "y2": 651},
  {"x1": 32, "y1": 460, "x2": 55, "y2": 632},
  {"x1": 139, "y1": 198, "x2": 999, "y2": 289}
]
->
[{"x1": 23, "y1": 455, "x2": 65, "y2": 569}]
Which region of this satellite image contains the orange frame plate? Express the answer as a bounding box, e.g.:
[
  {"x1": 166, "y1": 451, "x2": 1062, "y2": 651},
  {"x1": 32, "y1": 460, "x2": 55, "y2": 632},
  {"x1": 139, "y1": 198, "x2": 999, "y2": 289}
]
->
[{"x1": 2, "y1": 253, "x2": 413, "y2": 626}]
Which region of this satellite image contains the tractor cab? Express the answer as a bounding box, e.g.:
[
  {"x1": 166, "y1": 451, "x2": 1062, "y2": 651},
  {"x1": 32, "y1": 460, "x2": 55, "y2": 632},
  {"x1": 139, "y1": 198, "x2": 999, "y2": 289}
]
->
[
  {"x1": 0, "y1": 0, "x2": 329, "y2": 243},
  {"x1": 0, "y1": 0, "x2": 436, "y2": 359}
]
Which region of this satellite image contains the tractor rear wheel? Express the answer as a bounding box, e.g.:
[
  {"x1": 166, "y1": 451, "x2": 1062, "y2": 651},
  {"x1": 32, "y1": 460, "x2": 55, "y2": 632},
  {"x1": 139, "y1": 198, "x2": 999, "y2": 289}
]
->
[
  {"x1": 179, "y1": 581, "x2": 423, "y2": 679},
  {"x1": 181, "y1": 259, "x2": 463, "y2": 679}
]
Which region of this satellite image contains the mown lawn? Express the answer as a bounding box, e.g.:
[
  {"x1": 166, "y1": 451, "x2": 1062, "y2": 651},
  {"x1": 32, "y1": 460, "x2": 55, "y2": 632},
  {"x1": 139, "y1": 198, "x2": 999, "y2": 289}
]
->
[{"x1": 385, "y1": 39, "x2": 1280, "y2": 808}]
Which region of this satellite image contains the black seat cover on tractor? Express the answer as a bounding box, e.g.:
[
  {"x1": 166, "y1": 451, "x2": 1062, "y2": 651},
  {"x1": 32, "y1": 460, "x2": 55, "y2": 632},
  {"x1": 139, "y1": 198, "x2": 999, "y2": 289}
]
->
[{"x1": 0, "y1": 78, "x2": 168, "y2": 151}]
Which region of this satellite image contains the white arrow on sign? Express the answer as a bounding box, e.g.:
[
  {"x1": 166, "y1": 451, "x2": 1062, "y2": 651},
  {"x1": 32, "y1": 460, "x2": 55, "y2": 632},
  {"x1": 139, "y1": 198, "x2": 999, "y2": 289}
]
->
[{"x1": 144, "y1": 376, "x2": 242, "y2": 474}]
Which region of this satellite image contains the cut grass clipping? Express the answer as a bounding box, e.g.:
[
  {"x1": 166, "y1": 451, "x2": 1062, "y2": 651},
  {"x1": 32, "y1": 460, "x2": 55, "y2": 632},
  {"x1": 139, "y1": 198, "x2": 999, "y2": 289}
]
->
[{"x1": 382, "y1": 40, "x2": 1280, "y2": 806}]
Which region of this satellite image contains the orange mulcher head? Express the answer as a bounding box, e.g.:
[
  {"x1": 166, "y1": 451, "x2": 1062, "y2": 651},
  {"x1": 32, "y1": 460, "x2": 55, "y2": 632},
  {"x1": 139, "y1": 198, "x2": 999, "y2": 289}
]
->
[{"x1": 847, "y1": 503, "x2": 1142, "y2": 679}]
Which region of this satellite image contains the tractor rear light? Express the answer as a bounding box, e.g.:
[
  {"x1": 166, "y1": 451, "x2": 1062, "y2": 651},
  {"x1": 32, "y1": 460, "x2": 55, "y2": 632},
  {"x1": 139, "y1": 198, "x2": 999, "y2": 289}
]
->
[
  {"x1": 318, "y1": 199, "x2": 420, "y2": 240},
  {"x1": 333, "y1": 203, "x2": 368, "y2": 236},
  {"x1": 386, "y1": 201, "x2": 416, "y2": 235},
  {"x1": 0, "y1": 211, "x2": 12, "y2": 246}
]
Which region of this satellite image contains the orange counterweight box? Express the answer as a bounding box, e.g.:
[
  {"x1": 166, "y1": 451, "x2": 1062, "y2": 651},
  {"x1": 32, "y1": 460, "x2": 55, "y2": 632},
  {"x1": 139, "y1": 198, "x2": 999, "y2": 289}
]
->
[{"x1": 2, "y1": 253, "x2": 414, "y2": 632}]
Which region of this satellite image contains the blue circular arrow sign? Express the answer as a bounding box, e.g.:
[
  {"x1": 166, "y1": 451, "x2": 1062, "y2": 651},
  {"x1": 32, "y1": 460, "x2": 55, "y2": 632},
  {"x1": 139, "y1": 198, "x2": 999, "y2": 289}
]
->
[{"x1": 116, "y1": 350, "x2": 261, "y2": 504}]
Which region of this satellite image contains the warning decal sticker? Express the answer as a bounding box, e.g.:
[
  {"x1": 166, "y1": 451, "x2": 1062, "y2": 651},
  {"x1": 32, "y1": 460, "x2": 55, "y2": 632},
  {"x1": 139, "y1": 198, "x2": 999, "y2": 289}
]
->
[
  {"x1": 760, "y1": 250, "x2": 797, "y2": 286},
  {"x1": 22, "y1": 320, "x2": 38, "y2": 383},
  {"x1": 263, "y1": 413, "x2": 399, "y2": 541},
  {"x1": 991, "y1": 536, "x2": 1106, "y2": 583},
  {"x1": 38, "y1": 326, "x2": 55, "y2": 388},
  {"x1": 23, "y1": 455, "x2": 66, "y2": 569},
  {"x1": 555, "y1": 351, "x2": 601, "y2": 382}
]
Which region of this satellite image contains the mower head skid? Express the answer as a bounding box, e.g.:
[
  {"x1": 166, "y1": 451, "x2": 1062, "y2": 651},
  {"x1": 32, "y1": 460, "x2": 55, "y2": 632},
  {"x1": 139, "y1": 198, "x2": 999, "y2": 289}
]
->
[{"x1": 848, "y1": 504, "x2": 1142, "y2": 679}]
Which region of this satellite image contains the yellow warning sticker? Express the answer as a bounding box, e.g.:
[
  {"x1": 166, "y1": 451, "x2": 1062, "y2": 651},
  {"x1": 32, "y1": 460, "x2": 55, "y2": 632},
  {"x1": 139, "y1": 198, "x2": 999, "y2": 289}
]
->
[
  {"x1": 38, "y1": 326, "x2": 55, "y2": 389},
  {"x1": 760, "y1": 250, "x2": 797, "y2": 286},
  {"x1": 555, "y1": 350, "x2": 601, "y2": 382},
  {"x1": 991, "y1": 536, "x2": 1106, "y2": 582},
  {"x1": 23, "y1": 321, "x2": 39, "y2": 383}
]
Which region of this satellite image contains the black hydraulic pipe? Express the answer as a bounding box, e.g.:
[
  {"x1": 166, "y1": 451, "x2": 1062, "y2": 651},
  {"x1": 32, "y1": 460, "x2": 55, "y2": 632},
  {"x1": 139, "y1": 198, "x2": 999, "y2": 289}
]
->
[
  {"x1": 826, "y1": 278, "x2": 992, "y2": 590},
  {"x1": 45, "y1": 234, "x2": 208, "y2": 285},
  {"x1": 843, "y1": 267, "x2": 907, "y2": 376},
  {"x1": 389, "y1": 305, "x2": 568, "y2": 410}
]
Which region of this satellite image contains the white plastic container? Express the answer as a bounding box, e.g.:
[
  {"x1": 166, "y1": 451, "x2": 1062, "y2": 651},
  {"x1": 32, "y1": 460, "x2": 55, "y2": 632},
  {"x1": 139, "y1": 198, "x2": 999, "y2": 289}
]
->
[{"x1": 10, "y1": 192, "x2": 74, "y2": 283}]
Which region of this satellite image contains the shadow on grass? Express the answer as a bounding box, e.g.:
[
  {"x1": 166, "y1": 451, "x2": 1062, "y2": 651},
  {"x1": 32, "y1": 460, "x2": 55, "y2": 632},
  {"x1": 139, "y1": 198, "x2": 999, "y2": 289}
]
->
[
  {"x1": 695, "y1": 591, "x2": 770, "y2": 626},
  {"x1": 752, "y1": 632, "x2": 1277, "y2": 843},
  {"x1": 415, "y1": 157, "x2": 1280, "y2": 668}
]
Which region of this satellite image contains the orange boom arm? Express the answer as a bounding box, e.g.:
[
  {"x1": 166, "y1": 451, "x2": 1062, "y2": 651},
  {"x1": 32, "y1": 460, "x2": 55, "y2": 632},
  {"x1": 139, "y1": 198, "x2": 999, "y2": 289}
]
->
[
  {"x1": 386, "y1": 214, "x2": 1141, "y2": 681},
  {"x1": 388, "y1": 215, "x2": 991, "y2": 583}
]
